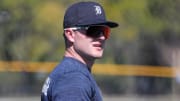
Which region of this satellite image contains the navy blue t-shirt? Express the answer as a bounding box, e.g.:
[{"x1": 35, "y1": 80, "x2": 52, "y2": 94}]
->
[{"x1": 41, "y1": 57, "x2": 103, "y2": 101}]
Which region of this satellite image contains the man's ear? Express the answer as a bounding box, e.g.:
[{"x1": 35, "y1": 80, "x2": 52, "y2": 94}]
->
[{"x1": 64, "y1": 29, "x2": 75, "y2": 42}]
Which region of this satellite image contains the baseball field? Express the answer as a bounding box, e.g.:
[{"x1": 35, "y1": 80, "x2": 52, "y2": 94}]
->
[{"x1": 0, "y1": 95, "x2": 179, "y2": 101}]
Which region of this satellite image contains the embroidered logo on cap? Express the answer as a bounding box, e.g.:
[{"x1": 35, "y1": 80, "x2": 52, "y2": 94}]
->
[{"x1": 94, "y1": 5, "x2": 102, "y2": 15}]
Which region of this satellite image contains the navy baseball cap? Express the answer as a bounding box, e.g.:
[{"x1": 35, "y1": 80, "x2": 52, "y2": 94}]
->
[{"x1": 63, "y1": 1, "x2": 118, "y2": 28}]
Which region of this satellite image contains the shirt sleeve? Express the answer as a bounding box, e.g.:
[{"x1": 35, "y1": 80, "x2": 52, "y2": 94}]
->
[
  {"x1": 52, "y1": 72, "x2": 92, "y2": 101},
  {"x1": 41, "y1": 77, "x2": 53, "y2": 101}
]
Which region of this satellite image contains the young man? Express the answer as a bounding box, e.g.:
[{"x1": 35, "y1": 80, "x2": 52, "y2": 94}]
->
[{"x1": 41, "y1": 1, "x2": 118, "y2": 101}]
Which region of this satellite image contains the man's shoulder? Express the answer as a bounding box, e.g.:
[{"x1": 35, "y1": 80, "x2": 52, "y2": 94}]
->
[{"x1": 49, "y1": 57, "x2": 91, "y2": 81}]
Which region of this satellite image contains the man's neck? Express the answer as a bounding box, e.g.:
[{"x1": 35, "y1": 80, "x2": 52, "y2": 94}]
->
[{"x1": 64, "y1": 48, "x2": 95, "y2": 70}]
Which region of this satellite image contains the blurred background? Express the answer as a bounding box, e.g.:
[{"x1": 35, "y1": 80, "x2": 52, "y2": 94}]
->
[{"x1": 0, "y1": 0, "x2": 180, "y2": 100}]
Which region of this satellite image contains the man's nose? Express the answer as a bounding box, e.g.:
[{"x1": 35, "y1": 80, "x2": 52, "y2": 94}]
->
[{"x1": 98, "y1": 32, "x2": 106, "y2": 40}]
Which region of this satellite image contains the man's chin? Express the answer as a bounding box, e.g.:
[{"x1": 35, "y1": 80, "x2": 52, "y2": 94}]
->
[
  {"x1": 87, "y1": 52, "x2": 104, "y2": 59},
  {"x1": 94, "y1": 55, "x2": 103, "y2": 59}
]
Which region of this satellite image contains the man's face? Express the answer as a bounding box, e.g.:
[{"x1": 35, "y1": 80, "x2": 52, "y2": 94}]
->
[{"x1": 73, "y1": 26, "x2": 109, "y2": 59}]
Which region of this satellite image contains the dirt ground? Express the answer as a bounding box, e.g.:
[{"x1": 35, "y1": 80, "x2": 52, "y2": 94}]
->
[{"x1": 0, "y1": 95, "x2": 179, "y2": 101}]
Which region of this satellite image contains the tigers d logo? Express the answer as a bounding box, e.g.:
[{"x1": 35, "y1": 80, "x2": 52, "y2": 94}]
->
[{"x1": 94, "y1": 5, "x2": 102, "y2": 15}]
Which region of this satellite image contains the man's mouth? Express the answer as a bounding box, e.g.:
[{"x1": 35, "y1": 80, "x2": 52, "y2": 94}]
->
[
  {"x1": 93, "y1": 44, "x2": 102, "y2": 47},
  {"x1": 93, "y1": 43, "x2": 104, "y2": 51}
]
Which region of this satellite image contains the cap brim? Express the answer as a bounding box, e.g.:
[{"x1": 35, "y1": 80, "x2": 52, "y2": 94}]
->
[
  {"x1": 102, "y1": 21, "x2": 119, "y2": 28},
  {"x1": 87, "y1": 21, "x2": 119, "y2": 28}
]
